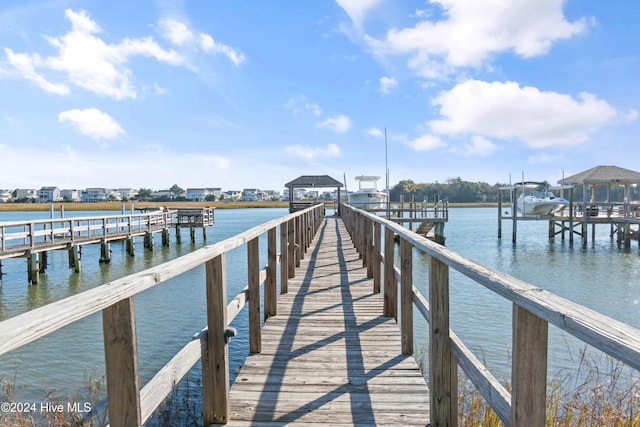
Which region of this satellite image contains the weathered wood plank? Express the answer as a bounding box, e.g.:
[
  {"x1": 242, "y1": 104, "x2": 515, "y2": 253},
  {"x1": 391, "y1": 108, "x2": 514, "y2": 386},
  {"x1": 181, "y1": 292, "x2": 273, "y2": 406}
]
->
[
  {"x1": 202, "y1": 254, "x2": 230, "y2": 425},
  {"x1": 226, "y1": 215, "x2": 430, "y2": 426},
  {"x1": 102, "y1": 297, "x2": 142, "y2": 427}
]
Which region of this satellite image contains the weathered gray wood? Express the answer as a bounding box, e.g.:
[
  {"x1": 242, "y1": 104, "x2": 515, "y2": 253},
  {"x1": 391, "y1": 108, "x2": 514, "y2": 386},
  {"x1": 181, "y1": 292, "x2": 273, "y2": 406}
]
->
[
  {"x1": 102, "y1": 297, "x2": 142, "y2": 427},
  {"x1": 287, "y1": 218, "x2": 296, "y2": 278},
  {"x1": 400, "y1": 238, "x2": 413, "y2": 355},
  {"x1": 414, "y1": 287, "x2": 511, "y2": 425},
  {"x1": 280, "y1": 221, "x2": 289, "y2": 293},
  {"x1": 344, "y1": 207, "x2": 640, "y2": 373},
  {"x1": 373, "y1": 221, "x2": 381, "y2": 293},
  {"x1": 248, "y1": 237, "x2": 261, "y2": 353},
  {"x1": 365, "y1": 217, "x2": 374, "y2": 278},
  {"x1": 383, "y1": 227, "x2": 397, "y2": 319},
  {"x1": 226, "y1": 216, "x2": 430, "y2": 426},
  {"x1": 511, "y1": 305, "x2": 548, "y2": 427},
  {"x1": 265, "y1": 227, "x2": 277, "y2": 320},
  {"x1": 429, "y1": 255, "x2": 453, "y2": 427},
  {"x1": 203, "y1": 254, "x2": 230, "y2": 424}
]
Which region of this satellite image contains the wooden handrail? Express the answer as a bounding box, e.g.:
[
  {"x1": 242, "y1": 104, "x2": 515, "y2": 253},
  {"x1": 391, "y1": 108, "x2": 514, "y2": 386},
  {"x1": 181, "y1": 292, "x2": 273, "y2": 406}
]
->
[
  {"x1": 0, "y1": 203, "x2": 325, "y2": 427},
  {"x1": 342, "y1": 204, "x2": 640, "y2": 427}
]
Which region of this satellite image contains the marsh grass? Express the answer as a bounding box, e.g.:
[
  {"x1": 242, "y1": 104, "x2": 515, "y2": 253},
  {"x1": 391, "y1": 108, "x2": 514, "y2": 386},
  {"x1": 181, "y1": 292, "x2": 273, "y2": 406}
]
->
[
  {"x1": 454, "y1": 347, "x2": 640, "y2": 426},
  {"x1": 0, "y1": 370, "x2": 107, "y2": 427}
]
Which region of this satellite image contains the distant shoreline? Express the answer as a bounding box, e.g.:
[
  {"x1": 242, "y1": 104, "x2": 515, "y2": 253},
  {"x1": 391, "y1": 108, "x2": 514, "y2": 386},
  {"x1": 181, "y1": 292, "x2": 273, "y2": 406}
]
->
[{"x1": 0, "y1": 201, "x2": 498, "y2": 212}]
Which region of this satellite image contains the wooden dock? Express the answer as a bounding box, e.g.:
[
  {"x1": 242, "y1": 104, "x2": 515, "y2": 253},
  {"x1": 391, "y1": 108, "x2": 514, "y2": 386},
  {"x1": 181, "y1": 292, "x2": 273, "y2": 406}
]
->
[
  {"x1": 2, "y1": 203, "x2": 639, "y2": 426},
  {"x1": 0, "y1": 207, "x2": 215, "y2": 283},
  {"x1": 226, "y1": 216, "x2": 430, "y2": 425}
]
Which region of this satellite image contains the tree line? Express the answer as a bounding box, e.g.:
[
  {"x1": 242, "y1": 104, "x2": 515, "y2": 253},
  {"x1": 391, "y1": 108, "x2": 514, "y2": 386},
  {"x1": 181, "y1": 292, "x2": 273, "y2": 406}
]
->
[
  {"x1": 389, "y1": 177, "x2": 637, "y2": 203},
  {"x1": 389, "y1": 177, "x2": 505, "y2": 203}
]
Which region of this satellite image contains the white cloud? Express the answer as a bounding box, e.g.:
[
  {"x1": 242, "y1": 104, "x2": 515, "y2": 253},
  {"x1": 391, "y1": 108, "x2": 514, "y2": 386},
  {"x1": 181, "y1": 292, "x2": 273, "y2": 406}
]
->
[
  {"x1": 366, "y1": 127, "x2": 384, "y2": 137},
  {"x1": 366, "y1": 0, "x2": 591, "y2": 78},
  {"x1": 58, "y1": 108, "x2": 124, "y2": 141},
  {"x1": 160, "y1": 18, "x2": 193, "y2": 46},
  {"x1": 335, "y1": 0, "x2": 383, "y2": 29},
  {"x1": 4, "y1": 48, "x2": 70, "y2": 95},
  {"x1": 428, "y1": 80, "x2": 618, "y2": 148},
  {"x1": 2, "y1": 9, "x2": 183, "y2": 99},
  {"x1": 407, "y1": 134, "x2": 445, "y2": 151},
  {"x1": 379, "y1": 76, "x2": 397, "y2": 95},
  {"x1": 285, "y1": 95, "x2": 322, "y2": 117},
  {"x1": 317, "y1": 114, "x2": 352, "y2": 133},
  {"x1": 159, "y1": 18, "x2": 246, "y2": 66},
  {"x1": 285, "y1": 143, "x2": 342, "y2": 160},
  {"x1": 458, "y1": 136, "x2": 498, "y2": 156},
  {"x1": 199, "y1": 34, "x2": 245, "y2": 65}
]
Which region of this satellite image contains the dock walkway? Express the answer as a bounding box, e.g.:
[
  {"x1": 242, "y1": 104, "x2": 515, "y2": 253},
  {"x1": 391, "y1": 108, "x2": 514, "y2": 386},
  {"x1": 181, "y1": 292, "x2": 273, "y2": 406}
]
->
[{"x1": 226, "y1": 216, "x2": 430, "y2": 426}]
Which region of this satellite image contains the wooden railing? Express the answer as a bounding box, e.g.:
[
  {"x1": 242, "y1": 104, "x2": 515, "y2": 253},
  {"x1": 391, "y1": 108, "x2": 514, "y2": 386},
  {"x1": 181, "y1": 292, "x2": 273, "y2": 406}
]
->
[
  {"x1": 0, "y1": 204, "x2": 325, "y2": 426},
  {"x1": 342, "y1": 204, "x2": 640, "y2": 427},
  {"x1": 0, "y1": 210, "x2": 175, "y2": 258}
]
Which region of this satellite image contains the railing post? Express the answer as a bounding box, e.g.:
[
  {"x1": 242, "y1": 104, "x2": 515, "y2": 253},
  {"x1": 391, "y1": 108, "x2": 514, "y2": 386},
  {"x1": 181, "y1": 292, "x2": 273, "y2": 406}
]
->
[
  {"x1": 295, "y1": 216, "x2": 302, "y2": 267},
  {"x1": 248, "y1": 237, "x2": 261, "y2": 353},
  {"x1": 373, "y1": 221, "x2": 381, "y2": 293},
  {"x1": 280, "y1": 221, "x2": 289, "y2": 294},
  {"x1": 202, "y1": 254, "x2": 230, "y2": 424},
  {"x1": 102, "y1": 297, "x2": 142, "y2": 427},
  {"x1": 511, "y1": 305, "x2": 548, "y2": 427},
  {"x1": 365, "y1": 217, "x2": 373, "y2": 276},
  {"x1": 429, "y1": 256, "x2": 454, "y2": 426},
  {"x1": 384, "y1": 226, "x2": 397, "y2": 319},
  {"x1": 265, "y1": 227, "x2": 277, "y2": 320},
  {"x1": 287, "y1": 218, "x2": 296, "y2": 278},
  {"x1": 400, "y1": 238, "x2": 413, "y2": 355}
]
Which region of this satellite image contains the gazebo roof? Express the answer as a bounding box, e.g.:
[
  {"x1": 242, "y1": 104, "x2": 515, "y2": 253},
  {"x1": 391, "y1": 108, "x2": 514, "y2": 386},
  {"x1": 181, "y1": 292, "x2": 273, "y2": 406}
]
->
[
  {"x1": 285, "y1": 175, "x2": 343, "y2": 188},
  {"x1": 558, "y1": 165, "x2": 640, "y2": 185}
]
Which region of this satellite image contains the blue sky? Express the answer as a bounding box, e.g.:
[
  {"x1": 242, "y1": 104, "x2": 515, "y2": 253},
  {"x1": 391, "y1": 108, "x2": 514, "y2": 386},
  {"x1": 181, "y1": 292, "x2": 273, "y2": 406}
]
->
[{"x1": 1, "y1": 0, "x2": 638, "y2": 192}]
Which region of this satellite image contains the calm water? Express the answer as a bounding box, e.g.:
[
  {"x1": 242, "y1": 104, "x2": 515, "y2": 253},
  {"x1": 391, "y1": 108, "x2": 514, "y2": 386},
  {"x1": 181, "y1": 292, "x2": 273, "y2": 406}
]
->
[{"x1": 0, "y1": 207, "x2": 638, "y2": 408}]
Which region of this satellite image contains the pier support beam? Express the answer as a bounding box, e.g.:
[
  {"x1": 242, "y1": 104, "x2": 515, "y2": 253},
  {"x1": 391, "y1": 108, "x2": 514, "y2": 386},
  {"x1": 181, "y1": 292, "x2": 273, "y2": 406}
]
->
[
  {"x1": 27, "y1": 252, "x2": 40, "y2": 284},
  {"x1": 39, "y1": 251, "x2": 48, "y2": 273},
  {"x1": 100, "y1": 242, "x2": 111, "y2": 264},
  {"x1": 190, "y1": 228, "x2": 196, "y2": 243},
  {"x1": 161, "y1": 229, "x2": 170, "y2": 247},
  {"x1": 175, "y1": 226, "x2": 181, "y2": 243},
  {"x1": 126, "y1": 237, "x2": 135, "y2": 256},
  {"x1": 144, "y1": 233, "x2": 154, "y2": 251},
  {"x1": 68, "y1": 245, "x2": 81, "y2": 273}
]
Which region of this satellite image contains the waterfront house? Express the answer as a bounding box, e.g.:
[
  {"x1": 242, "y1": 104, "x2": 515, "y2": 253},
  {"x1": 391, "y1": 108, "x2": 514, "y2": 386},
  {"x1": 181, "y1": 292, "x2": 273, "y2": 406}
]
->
[
  {"x1": 82, "y1": 188, "x2": 107, "y2": 203},
  {"x1": 151, "y1": 190, "x2": 173, "y2": 200},
  {"x1": 37, "y1": 186, "x2": 61, "y2": 203},
  {"x1": 0, "y1": 189, "x2": 11, "y2": 202},
  {"x1": 223, "y1": 190, "x2": 241, "y2": 201},
  {"x1": 186, "y1": 187, "x2": 222, "y2": 201},
  {"x1": 261, "y1": 190, "x2": 281, "y2": 201},
  {"x1": 60, "y1": 189, "x2": 81, "y2": 202},
  {"x1": 114, "y1": 188, "x2": 138, "y2": 201},
  {"x1": 15, "y1": 189, "x2": 36, "y2": 202},
  {"x1": 240, "y1": 188, "x2": 263, "y2": 202}
]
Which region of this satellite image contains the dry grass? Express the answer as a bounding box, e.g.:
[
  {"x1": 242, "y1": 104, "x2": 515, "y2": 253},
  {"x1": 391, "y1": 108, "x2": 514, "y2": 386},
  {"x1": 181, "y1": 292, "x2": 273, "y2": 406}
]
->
[
  {"x1": 456, "y1": 348, "x2": 640, "y2": 426},
  {"x1": 0, "y1": 370, "x2": 107, "y2": 426}
]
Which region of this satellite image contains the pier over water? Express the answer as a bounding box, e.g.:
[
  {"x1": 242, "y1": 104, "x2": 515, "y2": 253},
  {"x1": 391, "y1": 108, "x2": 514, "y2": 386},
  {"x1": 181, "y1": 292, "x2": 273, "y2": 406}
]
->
[
  {"x1": 0, "y1": 204, "x2": 638, "y2": 426},
  {"x1": 0, "y1": 207, "x2": 214, "y2": 283}
]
